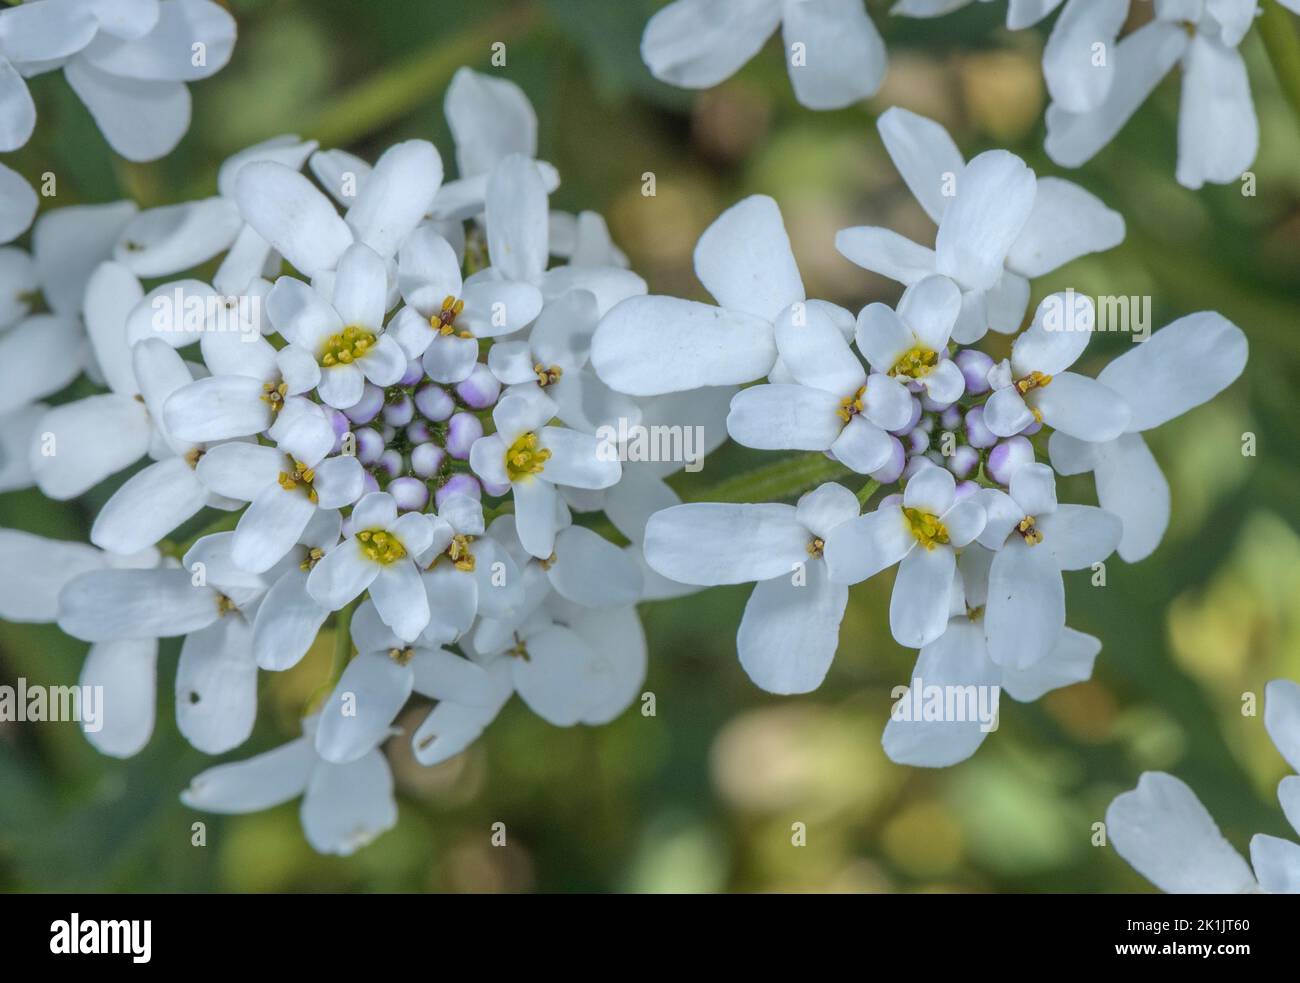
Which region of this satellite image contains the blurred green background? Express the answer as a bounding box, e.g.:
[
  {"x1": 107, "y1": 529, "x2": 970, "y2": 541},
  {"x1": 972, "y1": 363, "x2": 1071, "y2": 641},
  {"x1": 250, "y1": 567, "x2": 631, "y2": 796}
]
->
[{"x1": 1, "y1": 0, "x2": 1298, "y2": 892}]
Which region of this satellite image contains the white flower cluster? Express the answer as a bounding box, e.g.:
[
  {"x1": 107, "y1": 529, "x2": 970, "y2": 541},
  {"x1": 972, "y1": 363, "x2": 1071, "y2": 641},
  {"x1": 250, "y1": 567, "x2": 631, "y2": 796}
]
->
[
  {"x1": 0, "y1": 0, "x2": 236, "y2": 242},
  {"x1": 1108, "y1": 679, "x2": 1300, "y2": 893},
  {"x1": 0, "y1": 69, "x2": 709, "y2": 855},
  {"x1": 645, "y1": 0, "x2": 1297, "y2": 187},
  {"x1": 590, "y1": 108, "x2": 1249, "y2": 769}
]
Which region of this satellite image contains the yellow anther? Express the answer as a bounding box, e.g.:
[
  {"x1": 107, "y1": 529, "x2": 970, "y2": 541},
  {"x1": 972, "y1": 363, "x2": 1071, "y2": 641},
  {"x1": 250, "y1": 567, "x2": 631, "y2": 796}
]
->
[
  {"x1": 837, "y1": 386, "x2": 867, "y2": 424},
  {"x1": 300, "y1": 546, "x2": 325, "y2": 572},
  {"x1": 1017, "y1": 516, "x2": 1043, "y2": 546},
  {"x1": 506, "y1": 633, "x2": 530, "y2": 661},
  {"x1": 277, "y1": 459, "x2": 319, "y2": 504},
  {"x1": 431, "y1": 296, "x2": 467, "y2": 337},
  {"x1": 427, "y1": 533, "x2": 476, "y2": 572},
  {"x1": 903, "y1": 506, "x2": 950, "y2": 550},
  {"x1": 807, "y1": 537, "x2": 825, "y2": 559},
  {"x1": 215, "y1": 594, "x2": 237, "y2": 616},
  {"x1": 356, "y1": 528, "x2": 407, "y2": 565},
  {"x1": 319, "y1": 325, "x2": 376, "y2": 367},
  {"x1": 891, "y1": 346, "x2": 938, "y2": 380},
  {"x1": 388, "y1": 646, "x2": 416, "y2": 665},
  {"x1": 534, "y1": 362, "x2": 563, "y2": 387},
  {"x1": 184, "y1": 447, "x2": 204, "y2": 469},
  {"x1": 261, "y1": 380, "x2": 289, "y2": 413},
  {"x1": 505, "y1": 431, "x2": 550, "y2": 481},
  {"x1": 1015, "y1": 371, "x2": 1052, "y2": 395}
]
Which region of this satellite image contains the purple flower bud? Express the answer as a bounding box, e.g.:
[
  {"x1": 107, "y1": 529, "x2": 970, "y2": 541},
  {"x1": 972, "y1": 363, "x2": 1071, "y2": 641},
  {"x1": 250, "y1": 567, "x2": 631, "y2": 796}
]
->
[
  {"x1": 908, "y1": 428, "x2": 930, "y2": 455},
  {"x1": 414, "y1": 383, "x2": 455, "y2": 421},
  {"x1": 1020, "y1": 418, "x2": 1043, "y2": 436},
  {"x1": 344, "y1": 383, "x2": 385, "y2": 424},
  {"x1": 410, "y1": 441, "x2": 445, "y2": 479},
  {"x1": 878, "y1": 492, "x2": 903, "y2": 510},
  {"x1": 954, "y1": 349, "x2": 994, "y2": 396},
  {"x1": 354, "y1": 427, "x2": 385, "y2": 465},
  {"x1": 436, "y1": 473, "x2": 482, "y2": 507},
  {"x1": 479, "y1": 477, "x2": 511, "y2": 497},
  {"x1": 920, "y1": 390, "x2": 955, "y2": 413},
  {"x1": 869, "y1": 435, "x2": 906, "y2": 484},
  {"x1": 389, "y1": 475, "x2": 430, "y2": 512},
  {"x1": 940, "y1": 405, "x2": 962, "y2": 431},
  {"x1": 889, "y1": 397, "x2": 923, "y2": 436},
  {"x1": 361, "y1": 471, "x2": 381, "y2": 495},
  {"x1": 456, "y1": 363, "x2": 501, "y2": 410},
  {"x1": 400, "y1": 358, "x2": 425, "y2": 387},
  {"x1": 383, "y1": 393, "x2": 415, "y2": 427},
  {"x1": 986, "y1": 436, "x2": 1035, "y2": 486},
  {"x1": 445, "y1": 411, "x2": 483, "y2": 460},
  {"x1": 964, "y1": 404, "x2": 997, "y2": 449},
  {"x1": 406, "y1": 419, "x2": 434, "y2": 444},
  {"x1": 946, "y1": 444, "x2": 980, "y2": 479},
  {"x1": 954, "y1": 479, "x2": 980, "y2": 501},
  {"x1": 376, "y1": 449, "x2": 403, "y2": 479}
]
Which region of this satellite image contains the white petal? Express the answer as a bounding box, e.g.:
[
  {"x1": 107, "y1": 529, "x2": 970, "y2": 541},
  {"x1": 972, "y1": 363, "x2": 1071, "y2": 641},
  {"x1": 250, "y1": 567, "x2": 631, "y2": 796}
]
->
[
  {"x1": 0, "y1": 163, "x2": 36, "y2": 243},
  {"x1": 306, "y1": 540, "x2": 379, "y2": 610},
  {"x1": 233, "y1": 485, "x2": 317, "y2": 574},
  {"x1": 345, "y1": 140, "x2": 443, "y2": 258},
  {"x1": 236, "y1": 162, "x2": 352, "y2": 277},
  {"x1": 1008, "y1": 461, "x2": 1057, "y2": 517},
  {"x1": 548, "y1": 526, "x2": 642, "y2": 607},
  {"x1": 80, "y1": 0, "x2": 236, "y2": 81},
  {"x1": 727, "y1": 384, "x2": 843, "y2": 450},
  {"x1": 794, "y1": 481, "x2": 859, "y2": 539},
  {"x1": 898, "y1": 274, "x2": 962, "y2": 351},
  {"x1": 301, "y1": 750, "x2": 397, "y2": 856},
  {"x1": 1265, "y1": 679, "x2": 1300, "y2": 774},
  {"x1": 510, "y1": 625, "x2": 605, "y2": 727},
  {"x1": 935, "y1": 150, "x2": 1036, "y2": 292},
  {"x1": 0, "y1": 529, "x2": 104, "y2": 622},
  {"x1": 175, "y1": 617, "x2": 258, "y2": 754},
  {"x1": 1007, "y1": 178, "x2": 1125, "y2": 278},
  {"x1": 0, "y1": 314, "x2": 84, "y2": 414},
  {"x1": 1000, "y1": 627, "x2": 1099, "y2": 702},
  {"x1": 830, "y1": 414, "x2": 893, "y2": 474},
  {"x1": 485, "y1": 153, "x2": 548, "y2": 283},
  {"x1": 1041, "y1": 0, "x2": 1127, "y2": 113},
  {"x1": 81, "y1": 638, "x2": 157, "y2": 758},
  {"x1": 31, "y1": 395, "x2": 151, "y2": 499},
  {"x1": 181, "y1": 738, "x2": 314, "y2": 813},
  {"x1": 1250, "y1": 835, "x2": 1300, "y2": 895},
  {"x1": 822, "y1": 503, "x2": 913, "y2": 585},
  {"x1": 90, "y1": 456, "x2": 207, "y2": 554},
  {"x1": 64, "y1": 58, "x2": 190, "y2": 162},
  {"x1": 1011, "y1": 290, "x2": 1094, "y2": 375},
  {"x1": 591, "y1": 295, "x2": 776, "y2": 395},
  {"x1": 693, "y1": 195, "x2": 804, "y2": 320},
  {"x1": 773, "y1": 300, "x2": 864, "y2": 395},
  {"x1": 113, "y1": 197, "x2": 242, "y2": 277},
  {"x1": 0, "y1": 58, "x2": 35, "y2": 152},
  {"x1": 194, "y1": 441, "x2": 282, "y2": 500},
  {"x1": 835, "y1": 226, "x2": 936, "y2": 285},
  {"x1": 985, "y1": 537, "x2": 1064, "y2": 670},
  {"x1": 445, "y1": 67, "x2": 536, "y2": 177},
  {"x1": 58, "y1": 568, "x2": 218, "y2": 641},
  {"x1": 315, "y1": 652, "x2": 414, "y2": 764},
  {"x1": 739, "y1": 561, "x2": 847, "y2": 693},
  {"x1": 1176, "y1": 34, "x2": 1257, "y2": 190},
  {"x1": 369, "y1": 560, "x2": 431, "y2": 643},
  {"x1": 1031, "y1": 372, "x2": 1130, "y2": 441},
  {"x1": 644, "y1": 501, "x2": 808, "y2": 585},
  {"x1": 1038, "y1": 504, "x2": 1121, "y2": 570},
  {"x1": 33, "y1": 199, "x2": 137, "y2": 316},
  {"x1": 1106, "y1": 772, "x2": 1257, "y2": 893},
  {"x1": 854, "y1": 302, "x2": 915, "y2": 371},
  {"x1": 641, "y1": 0, "x2": 780, "y2": 89},
  {"x1": 512, "y1": 476, "x2": 560, "y2": 559},
  {"x1": 890, "y1": 544, "x2": 956, "y2": 648},
  {"x1": 876, "y1": 106, "x2": 965, "y2": 225},
  {"x1": 903, "y1": 462, "x2": 956, "y2": 514},
  {"x1": 253, "y1": 569, "x2": 329, "y2": 671}
]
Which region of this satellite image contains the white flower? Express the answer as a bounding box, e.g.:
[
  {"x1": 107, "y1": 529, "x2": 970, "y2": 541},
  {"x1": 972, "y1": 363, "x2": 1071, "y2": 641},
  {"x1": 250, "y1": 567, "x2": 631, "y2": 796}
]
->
[
  {"x1": 1107, "y1": 680, "x2": 1300, "y2": 893},
  {"x1": 59, "y1": 531, "x2": 271, "y2": 754},
  {"x1": 982, "y1": 291, "x2": 1131, "y2": 442},
  {"x1": 882, "y1": 544, "x2": 1102, "y2": 767},
  {"x1": 855, "y1": 274, "x2": 968, "y2": 408},
  {"x1": 251, "y1": 509, "x2": 341, "y2": 672},
  {"x1": 193, "y1": 409, "x2": 364, "y2": 575},
  {"x1": 468, "y1": 389, "x2": 622, "y2": 558},
  {"x1": 645, "y1": 482, "x2": 860, "y2": 693},
  {"x1": 265, "y1": 242, "x2": 408, "y2": 409},
  {"x1": 306, "y1": 491, "x2": 437, "y2": 642},
  {"x1": 181, "y1": 715, "x2": 398, "y2": 858},
  {"x1": 837, "y1": 108, "x2": 1124, "y2": 342},
  {"x1": 976, "y1": 462, "x2": 1121, "y2": 668},
  {"x1": 824, "y1": 464, "x2": 986, "y2": 648},
  {"x1": 1049, "y1": 311, "x2": 1248, "y2": 561},
  {"x1": 593, "y1": 195, "x2": 812, "y2": 395},
  {"x1": 1045, "y1": 0, "x2": 1262, "y2": 189},
  {"x1": 549, "y1": 210, "x2": 628, "y2": 269},
  {"x1": 642, "y1": 0, "x2": 887, "y2": 110},
  {"x1": 236, "y1": 138, "x2": 443, "y2": 278}
]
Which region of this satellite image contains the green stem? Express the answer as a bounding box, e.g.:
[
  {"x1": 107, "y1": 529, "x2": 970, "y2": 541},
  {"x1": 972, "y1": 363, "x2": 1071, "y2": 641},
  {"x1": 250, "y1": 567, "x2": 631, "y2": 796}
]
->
[
  {"x1": 675, "y1": 452, "x2": 852, "y2": 504},
  {"x1": 301, "y1": 5, "x2": 541, "y2": 148},
  {"x1": 1260, "y1": 1, "x2": 1300, "y2": 130},
  {"x1": 855, "y1": 478, "x2": 881, "y2": 508}
]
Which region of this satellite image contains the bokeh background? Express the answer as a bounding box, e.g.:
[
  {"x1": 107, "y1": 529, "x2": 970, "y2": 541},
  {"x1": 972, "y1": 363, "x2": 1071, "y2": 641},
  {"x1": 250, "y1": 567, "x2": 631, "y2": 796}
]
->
[{"x1": 1, "y1": 0, "x2": 1298, "y2": 892}]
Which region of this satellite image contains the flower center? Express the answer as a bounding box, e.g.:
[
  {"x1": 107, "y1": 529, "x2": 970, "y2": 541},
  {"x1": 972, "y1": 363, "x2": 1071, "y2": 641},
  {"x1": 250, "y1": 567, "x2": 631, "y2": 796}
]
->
[
  {"x1": 261, "y1": 380, "x2": 288, "y2": 413},
  {"x1": 506, "y1": 633, "x2": 530, "y2": 661},
  {"x1": 836, "y1": 386, "x2": 866, "y2": 424},
  {"x1": 300, "y1": 546, "x2": 325, "y2": 571},
  {"x1": 534, "y1": 362, "x2": 563, "y2": 387},
  {"x1": 319, "y1": 325, "x2": 375, "y2": 367},
  {"x1": 357, "y1": 528, "x2": 407, "y2": 564},
  {"x1": 430, "y1": 295, "x2": 471, "y2": 337},
  {"x1": 1014, "y1": 371, "x2": 1052, "y2": 395},
  {"x1": 806, "y1": 536, "x2": 825, "y2": 559},
  {"x1": 505, "y1": 431, "x2": 550, "y2": 481},
  {"x1": 388, "y1": 646, "x2": 416, "y2": 665},
  {"x1": 891, "y1": 346, "x2": 938, "y2": 380},
  {"x1": 903, "y1": 506, "x2": 949, "y2": 550},
  {"x1": 184, "y1": 447, "x2": 204, "y2": 470},
  {"x1": 1016, "y1": 516, "x2": 1042, "y2": 546},
  {"x1": 277, "y1": 459, "x2": 318, "y2": 503}
]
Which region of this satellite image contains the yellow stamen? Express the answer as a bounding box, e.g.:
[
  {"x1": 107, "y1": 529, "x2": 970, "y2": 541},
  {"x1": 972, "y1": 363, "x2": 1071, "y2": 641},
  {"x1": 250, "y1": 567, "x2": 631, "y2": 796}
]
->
[
  {"x1": 300, "y1": 547, "x2": 325, "y2": 572},
  {"x1": 1015, "y1": 371, "x2": 1052, "y2": 395},
  {"x1": 184, "y1": 447, "x2": 204, "y2": 470},
  {"x1": 261, "y1": 380, "x2": 288, "y2": 413},
  {"x1": 891, "y1": 346, "x2": 938, "y2": 380},
  {"x1": 506, "y1": 633, "x2": 530, "y2": 661},
  {"x1": 534, "y1": 362, "x2": 563, "y2": 387},
  {"x1": 903, "y1": 506, "x2": 950, "y2": 550},
  {"x1": 388, "y1": 646, "x2": 416, "y2": 665},
  {"x1": 505, "y1": 431, "x2": 550, "y2": 481},
  {"x1": 427, "y1": 534, "x2": 476, "y2": 572},
  {"x1": 277, "y1": 459, "x2": 319, "y2": 504},
  {"x1": 319, "y1": 325, "x2": 376, "y2": 367},
  {"x1": 357, "y1": 528, "x2": 407, "y2": 565},
  {"x1": 1017, "y1": 516, "x2": 1043, "y2": 546},
  {"x1": 430, "y1": 296, "x2": 472, "y2": 338},
  {"x1": 807, "y1": 537, "x2": 825, "y2": 560},
  {"x1": 215, "y1": 594, "x2": 237, "y2": 616},
  {"x1": 836, "y1": 386, "x2": 867, "y2": 424}
]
